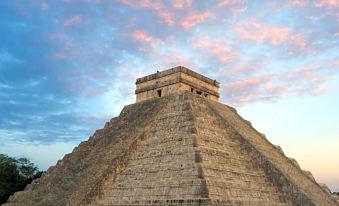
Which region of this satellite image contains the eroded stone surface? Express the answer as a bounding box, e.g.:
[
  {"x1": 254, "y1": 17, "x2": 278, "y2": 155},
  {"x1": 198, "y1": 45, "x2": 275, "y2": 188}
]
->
[{"x1": 5, "y1": 92, "x2": 338, "y2": 206}]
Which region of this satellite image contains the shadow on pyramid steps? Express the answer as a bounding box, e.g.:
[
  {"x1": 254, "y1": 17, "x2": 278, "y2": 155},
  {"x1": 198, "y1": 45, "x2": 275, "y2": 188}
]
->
[{"x1": 4, "y1": 92, "x2": 338, "y2": 206}]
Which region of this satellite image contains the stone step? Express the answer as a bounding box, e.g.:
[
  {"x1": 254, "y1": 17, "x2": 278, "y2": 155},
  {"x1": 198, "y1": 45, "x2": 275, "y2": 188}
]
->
[{"x1": 207, "y1": 100, "x2": 338, "y2": 205}]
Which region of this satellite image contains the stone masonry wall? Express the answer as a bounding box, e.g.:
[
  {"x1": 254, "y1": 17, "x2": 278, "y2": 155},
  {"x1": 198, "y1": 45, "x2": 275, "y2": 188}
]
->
[
  {"x1": 180, "y1": 73, "x2": 218, "y2": 94},
  {"x1": 136, "y1": 82, "x2": 180, "y2": 102},
  {"x1": 99, "y1": 93, "x2": 209, "y2": 205},
  {"x1": 135, "y1": 66, "x2": 219, "y2": 102},
  {"x1": 190, "y1": 95, "x2": 291, "y2": 206},
  {"x1": 180, "y1": 83, "x2": 218, "y2": 102}
]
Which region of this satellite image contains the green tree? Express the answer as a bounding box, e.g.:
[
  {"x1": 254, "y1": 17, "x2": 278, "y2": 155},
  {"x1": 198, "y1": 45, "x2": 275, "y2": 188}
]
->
[
  {"x1": 0, "y1": 154, "x2": 43, "y2": 204},
  {"x1": 17, "y1": 158, "x2": 39, "y2": 179}
]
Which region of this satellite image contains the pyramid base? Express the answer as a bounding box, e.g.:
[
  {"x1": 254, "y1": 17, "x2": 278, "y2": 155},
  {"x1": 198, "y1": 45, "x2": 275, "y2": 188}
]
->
[{"x1": 101, "y1": 198, "x2": 211, "y2": 206}]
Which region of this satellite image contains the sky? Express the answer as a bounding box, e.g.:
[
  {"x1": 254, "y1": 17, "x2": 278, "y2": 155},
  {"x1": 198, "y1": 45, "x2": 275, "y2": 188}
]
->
[{"x1": 0, "y1": 0, "x2": 338, "y2": 191}]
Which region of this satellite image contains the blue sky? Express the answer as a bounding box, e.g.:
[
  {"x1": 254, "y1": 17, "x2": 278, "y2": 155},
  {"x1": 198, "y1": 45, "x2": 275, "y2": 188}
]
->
[{"x1": 0, "y1": 0, "x2": 338, "y2": 191}]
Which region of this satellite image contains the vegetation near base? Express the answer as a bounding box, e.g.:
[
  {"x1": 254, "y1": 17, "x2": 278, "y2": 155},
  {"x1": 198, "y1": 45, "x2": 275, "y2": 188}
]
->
[{"x1": 0, "y1": 154, "x2": 43, "y2": 204}]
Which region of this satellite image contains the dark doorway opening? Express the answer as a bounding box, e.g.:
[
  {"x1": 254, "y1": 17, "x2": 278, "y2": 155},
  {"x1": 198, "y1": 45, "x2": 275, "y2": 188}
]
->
[{"x1": 157, "y1": 89, "x2": 162, "y2": 97}]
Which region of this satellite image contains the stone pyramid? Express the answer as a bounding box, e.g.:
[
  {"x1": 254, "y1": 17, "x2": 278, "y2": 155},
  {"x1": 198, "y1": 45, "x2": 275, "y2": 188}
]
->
[{"x1": 5, "y1": 67, "x2": 338, "y2": 206}]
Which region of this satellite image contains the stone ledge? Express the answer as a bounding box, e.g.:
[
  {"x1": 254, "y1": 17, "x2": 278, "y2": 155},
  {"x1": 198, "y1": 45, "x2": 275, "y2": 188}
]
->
[
  {"x1": 135, "y1": 77, "x2": 220, "y2": 97},
  {"x1": 136, "y1": 66, "x2": 220, "y2": 87}
]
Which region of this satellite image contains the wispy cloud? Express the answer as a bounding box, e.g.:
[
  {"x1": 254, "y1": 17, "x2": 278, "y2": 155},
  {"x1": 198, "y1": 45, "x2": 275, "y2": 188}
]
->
[
  {"x1": 233, "y1": 20, "x2": 308, "y2": 49},
  {"x1": 157, "y1": 11, "x2": 175, "y2": 25},
  {"x1": 218, "y1": 0, "x2": 243, "y2": 7},
  {"x1": 192, "y1": 36, "x2": 237, "y2": 62},
  {"x1": 181, "y1": 11, "x2": 213, "y2": 29},
  {"x1": 291, "y1": 35, "x2": 308, "y2": 49},
  {"x1": 287, "y1": 0, "x2": 308, "y2": 7},
  {"x1": 172, "y1": 0, "x2": 192, "y2": 8},
  {"x1": 120, "y1": 0, "x2": 175, "y2": 25},
  {"x1": 131, "y1": 30, "x2": 160, "y2": 44},
  {"x1": 0, "y1": 0, "x2": 338, "y2": 142},
  {"x1": 219, "y1": 59, "x2": 266, "y2": 77},
  {"x1": 314, "y1": 0, "x2": 339, "y2": 8},
  {"x1": 223, "y1": 60, "x2": 339, "y2": 106},
  {"x1": 63, "y1": 15, "x2": 82, "y2": 26}
]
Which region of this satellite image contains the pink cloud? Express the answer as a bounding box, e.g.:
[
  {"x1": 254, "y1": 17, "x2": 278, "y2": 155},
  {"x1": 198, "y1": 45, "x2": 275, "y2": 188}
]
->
[
  {"x1": 267, "y1": 28, "x2": 291, "y2": 44},
  {"x1": 230, "y1": 7, "x2": 247, "y2": 13},
  {"x1": 139, "y1": 0, "x2": 164, "y2": 10},
  {"x1": 193, "y1": 37, "x2": 237, "y2": 62},
  {"x1": 218, "y1": 0, "x2": 247, "y2": 14},
  {"x1": 233, "y1": 20, "x2": 308, "y2": 49},
  {"x1": 120, "y1": 0, "x2": 175, "y2": 25},
  {"x1": 291, "y1": 35, "x2": 307, "y2": 49},
  {"x1": 172, "y1": 0, "x2": 192, "y2": 8},
  {"x1": 222, "y1": 60, "x2": 338, "y2": 106},
  {"x1": 315, "y1": 0, "x2": 339, "y2": 7},
  {"x1": 159, "y1": 52, "x2": 196, "y2": 69},
  {"x1": 167, "y1": 53, "x2": 188, "y2": 62},
  {"x1": 218, "y1": 0, "x2": 242, "y2": 7},
  {"x1": 223, "y1": 64, "x2": 253, "y2": 76},
  {"x1": 220, "y1": 60, "x2": 266, "y2": 77},
  {"x1": 131, "y1": 30, "x2": 153, "y2": 42},
  {"x1": 131, "y1": 30, "x2": 162, "y2": 46},
  {"x1": 299, "y1": 69, "x2": 318, "y2": 79},
  {"x1": 233, "y1": 20, "x2": 290, "y2": 44},
  {"x1": 120, "y1": 0, "x2": 164, "y2": 10},
  {"x1": 228, "y1": 75, "x2": 273, "y2": 91},
  {"x1": 157, "y1": 11, "x2": 175, "y2": 25},
  {"x1": 210, "y1": 47, "x2": 237, "y2": 62},
  {"x1": 64, "y1": 15, "x2": 82, "y2": 26},
  {"x1": 194, "y1": 37, "x2": 211, "y2": 49},
  {"x1": 287, "y1": 0, "x2": 308, "y2": 7},
  {"x1": 181, "y1": 11, "x2": 213, "y2": 29}
]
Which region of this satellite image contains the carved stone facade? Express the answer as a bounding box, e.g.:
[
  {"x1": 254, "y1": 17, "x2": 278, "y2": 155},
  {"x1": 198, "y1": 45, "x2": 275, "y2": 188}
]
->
[
  {"x1": 5, "y1": 68, "x2": 338, "y2": 206},
  {"x1": 135, "y1": 66, "x2": 219, "y2": 102}
]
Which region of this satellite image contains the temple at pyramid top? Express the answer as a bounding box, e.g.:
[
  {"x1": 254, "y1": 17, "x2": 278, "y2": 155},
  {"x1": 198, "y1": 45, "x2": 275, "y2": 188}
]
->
[{"x1": 135, "y1": 66, "x2": 220, "y2": 102}]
